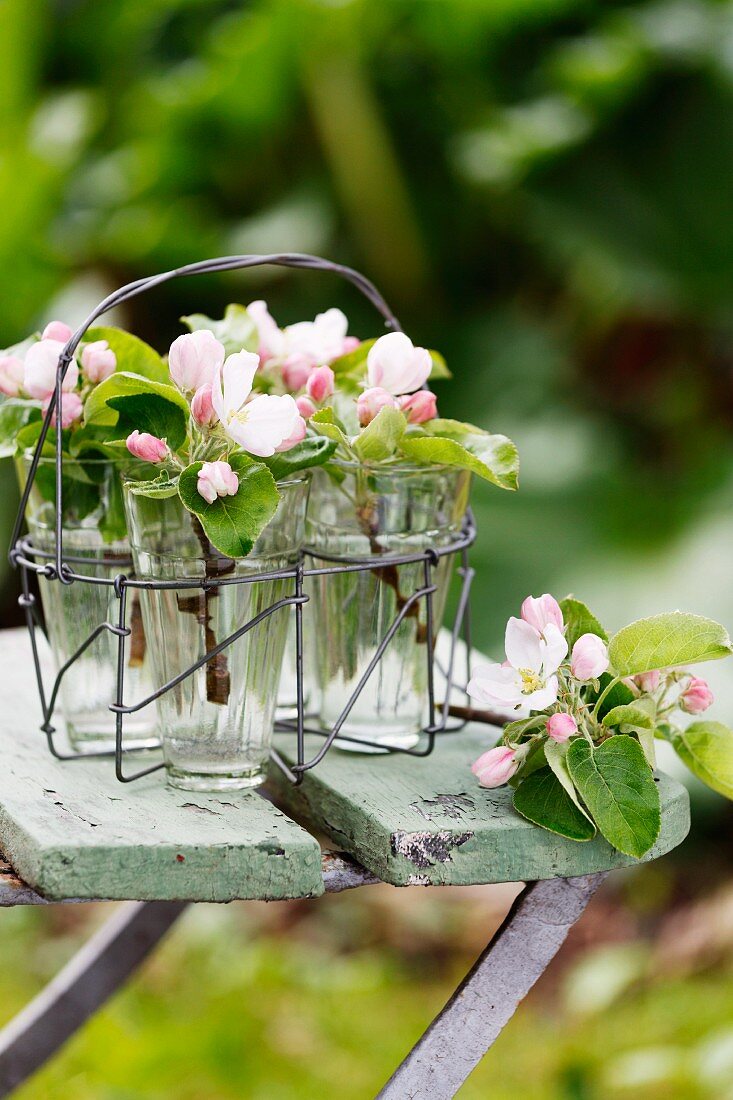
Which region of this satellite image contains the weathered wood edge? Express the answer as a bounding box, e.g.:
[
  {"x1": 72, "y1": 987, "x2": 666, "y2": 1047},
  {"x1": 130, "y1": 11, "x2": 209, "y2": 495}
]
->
[{"x1": 0, "y1": 851, "x2": 380, "y2": 905}]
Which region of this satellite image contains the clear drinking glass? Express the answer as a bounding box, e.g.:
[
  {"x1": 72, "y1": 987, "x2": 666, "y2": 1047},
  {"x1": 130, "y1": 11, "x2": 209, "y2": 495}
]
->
[
  {"x1": 276, "y1": 608, "x2": 315, "y2": 720},
  {"x1": 123, "y1": 475, "x2": 309, "y2": 791},
  {"x1": 17, "y1": 454, "x2": 158, "y2": 754},
  {"x1": 306, "y1": 463, "x2": 471, "y2": 750}
]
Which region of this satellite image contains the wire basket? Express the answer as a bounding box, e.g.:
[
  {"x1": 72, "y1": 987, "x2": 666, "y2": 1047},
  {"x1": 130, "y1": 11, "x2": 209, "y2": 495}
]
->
[{"x1": 9, "y1": 253, "x2": 476, "y2": 786}]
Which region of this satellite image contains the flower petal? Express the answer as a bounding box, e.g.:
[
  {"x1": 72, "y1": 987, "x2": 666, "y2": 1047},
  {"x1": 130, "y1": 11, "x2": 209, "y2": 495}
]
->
[
  {"x1": 525, "y1": 676, "x2": 559, "y2": 711},
  {"x1": 228, "y1": 393, "x2": 300, "y2": 457},
  {"x1": 505, "y1": 617, "x2": 542, "y2": 673},
  {"x1": 540, "y1": 623, "x2": 568, "y2": 677}
]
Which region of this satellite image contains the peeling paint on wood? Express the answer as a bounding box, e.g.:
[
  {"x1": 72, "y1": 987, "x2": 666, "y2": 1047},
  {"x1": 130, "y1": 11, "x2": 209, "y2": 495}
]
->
[
  {"x1": 0, "y1": 631, "x2": 324, "y2": 902},
  {"x1": 270, "y1": 728, "x2": 691, "y2": 887}
]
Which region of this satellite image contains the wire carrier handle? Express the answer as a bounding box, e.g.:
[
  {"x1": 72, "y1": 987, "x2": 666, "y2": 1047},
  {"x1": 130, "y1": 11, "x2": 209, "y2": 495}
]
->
[{"x1": 10, "y1": 253, "x2": 403, "y2": 582}]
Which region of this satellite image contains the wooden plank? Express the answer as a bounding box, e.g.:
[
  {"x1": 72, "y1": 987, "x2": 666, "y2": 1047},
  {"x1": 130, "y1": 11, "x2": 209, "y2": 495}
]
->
[
  {"x1": 270, "y1": 728, "x2": 691, "y2": 886},
  {"x1": 0, "y1": 630, "x2": 323, "y2": 902}
]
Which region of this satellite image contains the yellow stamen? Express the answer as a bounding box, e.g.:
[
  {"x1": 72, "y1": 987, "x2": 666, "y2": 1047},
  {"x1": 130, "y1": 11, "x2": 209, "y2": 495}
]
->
[{"x1": 519, "y1": 668, "x2": 543, "y2": 695}]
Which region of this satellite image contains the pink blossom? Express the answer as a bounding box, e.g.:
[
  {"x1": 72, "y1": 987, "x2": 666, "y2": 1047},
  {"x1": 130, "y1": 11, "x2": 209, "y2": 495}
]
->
[
  {"x1": 635, "y1": 670, "x2": 661, "y2": 693},
  {"x1": 24, "y1": 339, "x2": 79, "y2": 399},
  {"x1": 42, "y1": 321, "x2": 73, "y2": 343},
  {"x1": 169, "y1": 330, "x2": 225, "y2": 392},
  {"x1": 274, "y1": 416, "x2": 307, "y2": 453},
  {"x1": 399, "y1": 390, "x2": 437, "y2": 424},
  {"x1": 126, "y1": 431, "x2": 167, "y2": 463},
  {"x1": 681, "y1": 676, "x2": 714, "y2": 715},
  {"x1": 281, "y1": 356, "x2": 313, "y2": 393},
  {"x1": 471, "y1": 746, "x2": 518, "y2": 788},
  {"x1": 357, "y1": 386, "x2": 399, "y2": 427},
  {"x1": 366, "y1": 332, "x2": 432, "y2": 395},
  {"x1": 546, "y1": 712, "x2": 577, "y2": 743},
  {"x1": 306, "y1": 365, "x2": 335, "y2": 403},
  {"x1": 212, "y1": 352, "x2": 302, "y2": 457},
  {"x1": 521, "y1": 594, "x2": 564, "y2": 637},
  {"x1": 247, "y1": 300, "x2": 286, "y2": 365},
  {"x1": 0, "y1": 355, "x2": 25, "y2": 396},
  {"x1": 570, "y1": 633, "x2": 609, "y2": 681},
  {"x1": 42, "y1": 391, "x2": 83, "y2": 428},
  {"x1": 191, "y1": 383, "x2": 217, "y2": 427},
  {"x1": 81, "y1": 340, "x2": 116, "y2": 383},
  {"x1": 296, "y1": 395, "x2": 317, "y2": 419},
  {"x1": 468, "y1": 617, "x2": 567, "y2": 711},
  {"x1": 197, "y1": 460, "x2": 239, "y2": 505}
]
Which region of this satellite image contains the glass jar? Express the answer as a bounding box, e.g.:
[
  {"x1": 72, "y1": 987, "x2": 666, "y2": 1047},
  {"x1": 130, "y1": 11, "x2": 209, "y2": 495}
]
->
[
  {"x1": 17, "y1": 454, "x2": 158, "y2": 754},
  {"x1": 123, "y1": 475, "x2": 309, "y2": 791},
  {"x1": 306, "y1": 463, "x2": 471, "y2": 750}
]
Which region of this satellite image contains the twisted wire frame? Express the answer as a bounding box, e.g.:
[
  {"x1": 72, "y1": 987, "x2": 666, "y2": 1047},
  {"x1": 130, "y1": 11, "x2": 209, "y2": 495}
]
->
[{"x1": 9, "y1": 254, "x2": 476, "y2": 785}]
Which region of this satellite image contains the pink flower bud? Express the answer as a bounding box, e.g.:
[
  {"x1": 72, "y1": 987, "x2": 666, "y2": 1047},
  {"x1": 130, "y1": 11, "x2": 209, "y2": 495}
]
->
[
  {"x1": 366, "y1": 332, "x2": 432, "y2": 395},
  {"x1": 635, "y1": 670, "x2": 661, "y2": 693},
  {"x1": 126, "y1": 430, "x2": 167, "y2": 464},
  {"x1": 471, "y1": 745, "x2": 518, "y2": 788},
  {"x1": 197, "y1": 460, "x2": 239, "y2": 504},
  {"x1": 42, "y1": 321, "x2": 73, "y2": 343},
  {"x1": 274, "y1": 416, "x2": 307, "y2": 453},
  {"x1": 570, "y1": 633, "x2": 609, "y2": 681},
  {"x1": 42, "y1": 391, "x2": 83, "y2": 429},
  {"x1": 305, "y1": 365, "x2": 335, "y2": 403},
  {"x1": 546, "y1": 712, "x2": 578, "y2": 743},
  {"x1": 296, "y1": 395, "x2": 317, "y2": 419},
  {"x1": 191, "y1": 383, "x2": 217, "y2": 427},
  {"x1": 24, "y1": 339, "x2": 79, "y2": 400},
  {"x1": 681, "y1": 676, "x2": 714, "y2": 715},
  {"x1": 341, "y1": 336, "x2": 361, "y2": 355},
  {"x1": 0, "y1": 355, "x2": 25, "y2": 396},
  {"x1": 357, "y1": 386, "x2": 399, "y2": 427},
  {"x1": 521, "y1": 594, "x2": 564, "y2": 636},
  {"x1": 81, "y1": 340, "x2": 116, "y2": 383},
  {"x1": 169, "y1": 330, "x2": 225, "y2": 392},
  {"x1": 399, "y1": 390, "x2": 437, "y2": 424},
  {"x1": 281, "y1": 355, "x2": 312, "y2": 393}
]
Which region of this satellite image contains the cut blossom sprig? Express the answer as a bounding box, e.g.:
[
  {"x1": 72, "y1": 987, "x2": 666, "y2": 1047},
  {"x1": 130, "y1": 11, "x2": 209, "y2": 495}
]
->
[{"x1": 466, "y1": 593, "x2": 733, "y2": 860}]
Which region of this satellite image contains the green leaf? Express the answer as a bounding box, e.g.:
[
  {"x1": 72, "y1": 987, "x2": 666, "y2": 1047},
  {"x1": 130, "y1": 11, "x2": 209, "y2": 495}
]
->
[
  {"x1": 427, "y1": 349, "x2": 451, "y2": 380},
  {"x1": 353, "y1": 406, "x2": 406, "y2": 462},
  {"x1": 637, "y1": 729, "x2": 657, "y2": 770},
  {"x1": 0, "y1": 399, "x2": 40, "y2": 458},
  {"x1": 608, "y1": 612, "x2": 733, "y2": 677},
  {"x1": 263, "y1": 435, "x2": 336, "y2": 482},
  {"x1": 98, "y1": 471, "x2": 128, "y2": 544},
  {"x1": 84, "y1": 372, "x2": 190, "y2": 431},
  {"x1": 399, "y1": 420, "x2": 519, "y2": 489},
  {"x1": 513, "y1": 768, "x2": 596, "y2": 842},
  {"x1": 567, "y1": 736, "x2": 661, "y2": 858},
  {"x1": 329, "y1": 339, "x2": 374, "y2": 377},
  {"x1": 544, "y1": 739, "x2": 596, "y2": 824},
  {"x1": 592, "y1": 673, "x2": 636, "y2": 721},
  {"x1": 559, "y1": 596, "x2": 608, "y2": 649},
  {"x1": 602, "y1": 697, "x2": 656, "y2": 730},
  {"x1": 503, "y1": 714, "x2": 549, "y2": 741},
  {"x1": 106, "y1": 394, "x2": 187, "y2": 452},
  {"x1": 666, "y1": 721, "x2": 733, "y2": 800},
  {"x1": 181, "y1": 304, "x2": 258, "y2": 356},
  {"x1": 310, "y1": 407, "x2": 353, "y2": 452},
  {"x1": 178, "y1": 454, "x2": 279, "y2": 558},
  {"x1": 84, "y1": 327, "x2": 167, "y2": 384},
  {"x1": 124, "y1": 472, "x2": 180, "y2": 500}
]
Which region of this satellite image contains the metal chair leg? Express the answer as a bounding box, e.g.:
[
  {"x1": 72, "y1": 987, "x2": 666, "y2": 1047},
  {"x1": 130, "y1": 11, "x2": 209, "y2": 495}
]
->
[
  {"x1": 0, "y1": 900, "x2": 187, "y2": 1097},
  {"x1": 378, "y1": 873, "x2": 608, "y2": 1100}
]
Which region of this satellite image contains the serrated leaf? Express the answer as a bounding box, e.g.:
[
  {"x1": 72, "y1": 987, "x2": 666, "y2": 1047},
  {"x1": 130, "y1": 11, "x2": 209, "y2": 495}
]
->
[
  {"x1": 329, "y1": 339, "x2": 374, "y2": 377},
  {"x1": 399, "y1": 424, "x2": 519, "y2": 489},
  {"x1": 181, "y1": 304, "x2": 258, "y2": 356},
  {"x1": 544, "y1": 739, "x2": 595, "y2": 824},
  {"x1": 559, "y1": 596, "x2": 608, "y2": 649},
  {"x1": 666, "y1": 721, "x2": 733, "y2": 800},
  {"x1": 593, "y1": 673, "x2": 636, "y2": 722},
  {"x1": 85, "y1": 327, "x2": 167, "y2": 383},
  {"x1": 124, "y1": 472, "x2": 180, "y2": 499},
  {"x1": 566, "y1": 735, "x2": 661, "y2": 858},
  {"x1": 603, "y1": 697, "x2": 656, "y2": 730},
  {"x1": 503, "y1": 715, "x2": 549, "y2": 740},
  {"x1": 513, "y1": 767, "x2": 596, "y2": 841},
  {"x1": 608, "y1": 612, "x2": 733, "y2": 677},
  {"x1": 263, "y1": 435, "x2": 336, "y2": 482},
  {"x1": 0, "y1": 399, "x2": 40, "y2": 458},
  {"x1": 310, "y1": 406, "x2": 352, "y2": 452},
  {"x1": 84, "y1": 372, "x2": 190, "y2": 431},
  {"x1": 353, "y1": 406, "x2": 406, "y2": 462},
  {"x1": 178, "y1": 454, "x2": 279, "y2": 558},
  {"x1": 107, "y1": 394, "x2": 187, "y2": 452}
]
